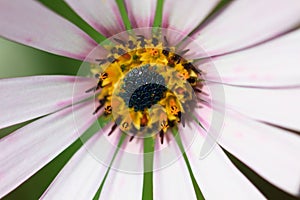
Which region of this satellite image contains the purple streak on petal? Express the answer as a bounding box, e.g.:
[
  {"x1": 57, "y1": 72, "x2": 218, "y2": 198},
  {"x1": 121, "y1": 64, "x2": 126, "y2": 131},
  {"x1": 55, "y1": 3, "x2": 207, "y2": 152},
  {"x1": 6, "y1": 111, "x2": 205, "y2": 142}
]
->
[
  {"x1": 219, "y1": 110, "x2": 300, "y2": 196},
  {"x1": 0, "y1": 99, "x2": 99, "y2": 198},
  {"x1": 207, "y1": 25, "x2": 300, "y2": 59},
  {"x1": 0, "y1": 76, "x2": 96, "y2": 129},
  {"x1": 65, "y1": 0, "x2": 125, "y2": 37},
  {"x1": 124, "y1": 0, "x2": 157, "y2": 28},
  {"x1": 204, "y1": 80, "x2": 300, "y2": 90},
  {"x1": 191, "y1": 0, "x2": 300, "y2": 58},
  {"x1": 0, "y1": 0, "x2": 104, "y2": 61},
  {"x1": 162, "y1": 0, "x2": 219, "y2": 37}
]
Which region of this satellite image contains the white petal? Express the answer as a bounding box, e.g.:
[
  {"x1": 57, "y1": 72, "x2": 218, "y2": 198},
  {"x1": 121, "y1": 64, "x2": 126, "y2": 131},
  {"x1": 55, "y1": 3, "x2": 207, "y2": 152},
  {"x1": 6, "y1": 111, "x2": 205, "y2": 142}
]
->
[
  {"x1": 65, "y1": 0, "x2": 125, "y2": 37},
  {"x1": 98, "y1": 136, "x2": 144, "y2": 200},
  {"x1": 193, "y1": 0, "x2": 300, "y2": 56},
  {"x1": 125, "y1": 0, "x2": 157, "y2": 28},
  {"x1": 182, "y1": 123, "x2": 265, "y2": 199},
  {"x1": 44, "y1": 124, "x2": 144, "y2": 200},
  {"x1": 0, "y1": 0, "x2": 104, "y2": 61},
  {"x1": 161, "y1": 0, "x2": 219, "y2": 47},
  {"x1": 162, "y1": 0, "x2": 219, "y2": 36},
  {"x1": 0, "y1": 100, "x2": 97, "y2": 198},
  {"x1": 222, "y1": 85, "x2": 300, "y2": 131},
  {"x1": 41, "y1": 125, "x2": 115, "y2": 199},
  {"x1": 153, "y1": 134, "x2": 197, "y2": 200},
  {"x1": 0, "y1": 76, "x2": 96, "y2": 129},
  {"x1": 219, "y1": 111, "x2": 300, "y2": 196},
  {"x1": 205, "y1": 29, "x2": 300, "y2": 87},
  {"x1": 99, "y1": 169, "x2": 143, "y2": 200}
]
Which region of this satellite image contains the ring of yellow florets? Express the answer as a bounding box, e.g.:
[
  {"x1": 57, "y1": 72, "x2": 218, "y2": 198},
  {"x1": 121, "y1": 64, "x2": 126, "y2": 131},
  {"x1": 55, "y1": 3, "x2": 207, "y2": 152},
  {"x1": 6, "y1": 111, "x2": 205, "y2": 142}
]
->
[{"x1": 88, "y1": 35, "x2": 202, "y2": 144}]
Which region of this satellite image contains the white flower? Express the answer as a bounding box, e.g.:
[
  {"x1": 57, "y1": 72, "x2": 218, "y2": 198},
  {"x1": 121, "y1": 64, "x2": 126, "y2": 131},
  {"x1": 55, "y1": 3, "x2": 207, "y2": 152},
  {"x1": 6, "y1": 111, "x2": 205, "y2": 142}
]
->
[{"x1": 0, "y1": 0, "x2": 300, "y2": 199}]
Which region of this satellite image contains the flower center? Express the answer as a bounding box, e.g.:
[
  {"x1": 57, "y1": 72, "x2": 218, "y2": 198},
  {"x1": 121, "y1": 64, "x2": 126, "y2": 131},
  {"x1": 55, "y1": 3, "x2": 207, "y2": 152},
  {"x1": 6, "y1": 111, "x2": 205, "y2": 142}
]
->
[
  {"x1": 120, "y1": 65, "x2": 167, "y2": 112},
  {"x1": 87, "y1": 32, "x2": 202, "y2": 143}
]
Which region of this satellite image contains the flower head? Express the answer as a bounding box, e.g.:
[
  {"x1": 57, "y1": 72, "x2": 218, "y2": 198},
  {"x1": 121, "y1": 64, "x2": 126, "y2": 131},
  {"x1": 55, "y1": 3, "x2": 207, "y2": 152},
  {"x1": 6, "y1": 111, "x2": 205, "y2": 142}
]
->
[{"x1": 0, "y1": 0, "x2": 300, "y2": 199}]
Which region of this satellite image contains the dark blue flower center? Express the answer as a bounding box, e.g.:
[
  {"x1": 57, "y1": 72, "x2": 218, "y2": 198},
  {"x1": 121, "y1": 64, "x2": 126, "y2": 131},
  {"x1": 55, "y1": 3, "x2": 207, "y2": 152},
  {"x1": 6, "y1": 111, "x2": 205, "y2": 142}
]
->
[{"x1": 120, "y1": 65, "x2": 167, "y2": 112}]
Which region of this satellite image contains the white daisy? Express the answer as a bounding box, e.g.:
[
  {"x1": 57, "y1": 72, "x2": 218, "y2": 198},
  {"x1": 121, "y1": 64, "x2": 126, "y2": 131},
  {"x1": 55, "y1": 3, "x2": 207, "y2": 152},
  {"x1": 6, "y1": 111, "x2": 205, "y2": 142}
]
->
[{"x1": 0, "y1": 0, "x2": 300, "y2": 199}]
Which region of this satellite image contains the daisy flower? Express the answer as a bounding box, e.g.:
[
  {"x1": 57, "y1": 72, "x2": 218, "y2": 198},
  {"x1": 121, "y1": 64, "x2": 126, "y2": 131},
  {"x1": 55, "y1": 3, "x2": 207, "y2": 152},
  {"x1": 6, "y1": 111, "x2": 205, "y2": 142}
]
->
[{"x1": 1, "y1": 0, "x2": 300, "y2": 199}]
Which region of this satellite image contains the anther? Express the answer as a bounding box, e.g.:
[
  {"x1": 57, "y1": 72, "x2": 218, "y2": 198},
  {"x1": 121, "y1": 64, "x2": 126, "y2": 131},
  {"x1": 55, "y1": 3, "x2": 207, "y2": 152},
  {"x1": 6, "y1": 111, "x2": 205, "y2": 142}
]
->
[
  {"x1": 108, "y1": 123, "x2": 118, "y2": 136},
  {"x1": 107, "y1": 56, "x2": 116, "y2": 63},
  {"x1": 181, "y1": 113, "x2": 186, "y2": 127},
  {"x1": 92, "y1": 73, "x2": 107, "y2": 92},
  {"x1": 129, "y1": 135, "x2": 135, "y2": 142},
  {"x1": 117, "y1": 48, "x2": 126, "y2": 55},
  {"x1": 110, "y1": 47, "x2": 118, "y2": 54},
  {"x1": 94, "y1": 72, "x2": 107, "y2": 89},
  {"x1": 128, "y1": 40, "x2": 136, "y2": 49},
  {"x1": 104, "y1": 105, "x2": 112, "y2": 115},
  {"x1": 137, "y1": 35, "x2": 146, "y2": 47},
  {"x1": 114, "y1": 38, "x2": 126, "y2": 46},
  {"x1": 137, "y1": 35, "x2": 145, "y2": 39},
  {"x1": 152, "y1": 38, "x2": 159, "y2": 46},
  {"x1": 159, "y1": 129, "x2": 164, "y2": 144},
  {"x1": 95, "y1": 80, "x2": 102, "y2": 91},
  {"x1": 177, "y1": 111, "x2": 182, "y2": 119},
  {"x1": 95, "y1": 58, "x2": 107, "y2": 65},
  {"x1": 93, "y1": 103, "x2": 104, "y2": 115},
  {"x1": 163, "y1": 36, "x2": 169, "y2": 46},
  {"x1": 85, "y1": 86, "x2": 97, "y2": 93},
  {"x1": 182, "y1": 62, "x2": 192, "y2": 70},
  {"x1": 162, "y1": 49, "x2": 170, "y2": 57},
  {"x1": 100, "y1": 72, "x2": 108, "y2": 79},
  {"x1": 140, "y1": 41, "x2": 146, "y2": 48},
  {"x1": 183, "y1": 62, "x2": 201, "y2": 74},
  {"x1": 179, "y1": 49, "x2": 190, "y2": 55},
  {"x1": 171, "y1": 54, "x2": 181, "y2": 64},
  {"x1": 93, "y1": 97, "x2": 107, "y2": 115},
  {"x1": 187, "y1": 77, "x2": 197, "y2": 85},
  {"x1": 122, "y1": 122, "x2": 129, "y2": 129},
  {"x1": 194, "y1": 88, "x2": 202, "y2": 93}
]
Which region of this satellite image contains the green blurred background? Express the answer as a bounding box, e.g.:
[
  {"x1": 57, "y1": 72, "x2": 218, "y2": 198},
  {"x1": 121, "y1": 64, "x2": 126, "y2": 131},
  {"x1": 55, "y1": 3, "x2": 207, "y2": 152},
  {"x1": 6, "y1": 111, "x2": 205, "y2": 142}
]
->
[
  {"x1": 0, "y1": 36, "x2": 82, "y2": 200},
  {"x1": 0, "y1": 38, "x2": 80, "y2": 79}
]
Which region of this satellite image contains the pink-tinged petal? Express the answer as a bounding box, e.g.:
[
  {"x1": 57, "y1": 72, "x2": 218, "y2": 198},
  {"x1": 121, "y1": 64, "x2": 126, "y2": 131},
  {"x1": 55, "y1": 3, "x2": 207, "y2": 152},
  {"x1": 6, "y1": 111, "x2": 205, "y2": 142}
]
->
[
  {"x1": 65, "y1": 0, "x2": 125, "y2": 37},
  {"x1": 219, "y1": 111, "x2": 300, "y2": 196},
  {"x1": 44, "y1": 124, "x2": 143, "y2": 199},
  {"x1": 153, "y1": 134, "x2": 197, "y2": 200},
  {"x1": 0, "y1": 76, "x2": 96, "y2": 129},
  {"x1": 99, "y1": 169, "x2": 143, "y2": 200},
  {"x1": 193, "y1": 0, "x2": 300, "y2": 57},
  {"x1": 223, "y1": 86, "x2": 300, "y2": 131},
  {"x1": 98, "y1": 136, "x2": 144, "y2": 200},
  {"x1": 0, "y1": 0, "x2": 104, "y2": 61},
  {"x1": 0, "y1": 100, "x2": 98, "y2": 198},
  {"x1": 181, "y1": 123, "x2": 265, "y2": 199},
  {"x1": 204, "y1": 29, "x2": 300, "y2": 87},
  {"x1": 41, "y1": 125, "x2": 114, "y2": 199},
  {"x1": 124, "y1": 0, "x2": 157, "y2": 28},
  {"x1": 162, "y1": 0, "x2": 219, "y2": 43}
]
